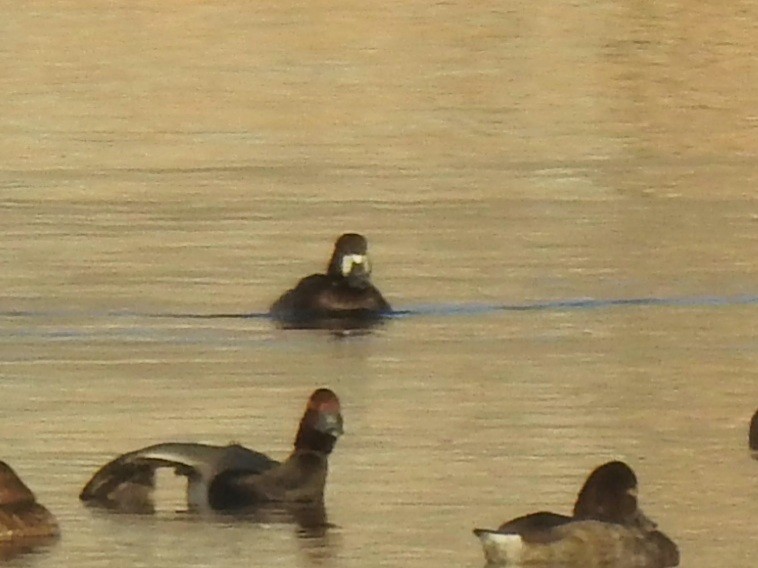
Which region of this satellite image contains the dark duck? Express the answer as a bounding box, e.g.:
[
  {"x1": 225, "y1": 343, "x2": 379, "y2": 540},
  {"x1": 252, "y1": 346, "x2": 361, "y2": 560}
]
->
[
  {"x1": 473, "y1": 461, "x2": 679, "y2": 567},
  {"x1": 79, "y1": 389, "x2": 343, "y2": 514},
  {"x1": 269, "y1": 233, "x2": 391, "y2": 328},
  {"x1": 0, "y1": 461, "x2": 59, "y2": 552}
]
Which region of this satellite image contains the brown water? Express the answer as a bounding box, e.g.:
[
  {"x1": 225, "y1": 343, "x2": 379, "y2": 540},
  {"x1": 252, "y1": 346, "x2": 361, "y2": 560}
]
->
[{"x1": 1, "y1": 1, "x2": 757, "y2": 567}]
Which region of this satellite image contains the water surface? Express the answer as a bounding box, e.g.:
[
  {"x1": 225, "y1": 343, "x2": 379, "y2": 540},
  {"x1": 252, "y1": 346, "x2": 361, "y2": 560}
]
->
[{"x1": 1, "y1": 1, "x2": 757, "y2": 567}]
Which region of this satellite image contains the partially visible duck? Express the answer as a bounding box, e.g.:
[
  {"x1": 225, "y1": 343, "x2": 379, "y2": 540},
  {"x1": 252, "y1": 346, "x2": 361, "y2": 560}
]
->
[
  {"x1": 473, "y1": 461, "x2": 679, "y2": 567},
  {"x1": 269, "y1": 233, "x2": 391, "y2": 328},
  {"x1": 750, "y1": 409, "x2": 758, "y2": 454},
  {"x1": 0, "y1": 461, "x2": 59, "y2": 543},
  {"x1": 80, "y1": 388, "x2": 343, "y2": 513}
]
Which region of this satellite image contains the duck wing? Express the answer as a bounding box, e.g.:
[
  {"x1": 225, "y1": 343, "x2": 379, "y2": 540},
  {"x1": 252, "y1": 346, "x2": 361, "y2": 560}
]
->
[
  {"x1": 496, "y1": 511, "x2": 573, "y2": 535},
  {"x1": 474, "y1": 511, "x2": 573, "y2": 546},
  {"x1": 80, "y1": 443, "x2": 279, "y2": 512}
]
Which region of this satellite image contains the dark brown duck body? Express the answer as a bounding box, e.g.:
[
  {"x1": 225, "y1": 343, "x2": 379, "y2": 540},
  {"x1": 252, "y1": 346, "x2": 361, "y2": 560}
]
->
[
  {"x1": 80, "y1": 388, "x2": 343, "y2": 513},
  {"x1": 0, "y1": 461, "x2": 59, "y2": 543},
  {"x1": 270, "y1": 233, "x2": 391, "y2": 328},
  {"x1": 473, "y1": 461, "x2": 678, "y2": 567},
  {"x1": 750, "y1": 409, "x2": 758, "y2": 452}
]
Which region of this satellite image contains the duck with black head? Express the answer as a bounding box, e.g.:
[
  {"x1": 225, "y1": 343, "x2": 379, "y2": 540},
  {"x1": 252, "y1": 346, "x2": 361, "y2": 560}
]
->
[
  {"x1": 473, "y1": 461, "x2": 679, "y2": 568},
  {"x1": 269, "y1": 233, "x2": 391, "y2": 329},
  {"x1": 0, "y1": 460, "x2": 59, "y2": 553},
  {"x1": 80, "y1": 388, "x2": 344, "y2": 515}
]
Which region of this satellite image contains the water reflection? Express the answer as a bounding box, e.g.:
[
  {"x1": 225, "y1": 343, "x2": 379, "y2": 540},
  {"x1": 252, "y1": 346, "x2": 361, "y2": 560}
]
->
[
  {"x1": 230, "y1": 501, "x2": 332, "y2": 538},
  {"x1": 82, "y1": 501, "x2": 339, "y2": 564},
  {"x1": 274, "y1": 315, "x2": 389, "y2": 334},
  {"x1": 235, "y1": 502, "x2": 341, "y2": 565},
  {"x1": 0, "y1": 540, "x2": 59, "y2": 562}
]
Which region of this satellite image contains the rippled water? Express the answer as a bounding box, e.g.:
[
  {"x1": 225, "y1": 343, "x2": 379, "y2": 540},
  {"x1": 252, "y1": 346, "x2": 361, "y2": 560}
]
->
[{"x1": 1, "y1": 1, "x2": 757, "y2": 567}]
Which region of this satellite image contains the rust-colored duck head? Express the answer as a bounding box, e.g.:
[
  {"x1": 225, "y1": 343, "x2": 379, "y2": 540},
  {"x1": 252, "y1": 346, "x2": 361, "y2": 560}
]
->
[{"x1": 294, "y1": 389, "x2": 344, "y2": 454}]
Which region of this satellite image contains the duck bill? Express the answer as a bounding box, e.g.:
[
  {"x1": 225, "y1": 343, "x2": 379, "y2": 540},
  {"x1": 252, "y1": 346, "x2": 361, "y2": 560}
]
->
[
  {"x1": 317, "y1": 411, "x2": 344, "y2": 438},
  {"x1": 340, "y1": 254, "x2": 372, "y2": 288}
]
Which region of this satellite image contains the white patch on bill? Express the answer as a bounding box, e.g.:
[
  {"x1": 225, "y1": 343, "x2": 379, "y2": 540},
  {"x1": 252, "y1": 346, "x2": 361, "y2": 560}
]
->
[{"x1": 341, "y1": 254, "x2": 370, "y2": 276}]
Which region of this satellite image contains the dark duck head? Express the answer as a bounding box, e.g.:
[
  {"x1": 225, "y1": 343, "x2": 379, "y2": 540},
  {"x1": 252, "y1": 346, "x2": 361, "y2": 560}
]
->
[
  {"x1": 294, "y1": 389, "x2": 344, "y2": 455},
  {"x1": 327, "y1": 233, "x2": 373, "y2": 289},
  {"x1": 573, "y1": 460, "x2": 655, "y2": 530}
]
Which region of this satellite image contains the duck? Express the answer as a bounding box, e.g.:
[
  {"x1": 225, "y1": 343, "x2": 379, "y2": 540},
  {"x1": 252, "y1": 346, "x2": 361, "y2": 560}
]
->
[
  {"x1": 269, "y1": 233, "x2": 391, "y2": 328},
  {"x1": 750, "y1": 409, "x2": 758, "y2": 452},
  {"x1": 475, "y1": 521, "x2": 679, "y2": 568},
  {"x1": 473, "y1": 461, "x2": 679, "y2": 567},
  {"x1": 79, "y1": 388, "x2": 343, "y2": 513},
  {"x1": 0, "y1": 460, "x2": 59, "y2": 543}
]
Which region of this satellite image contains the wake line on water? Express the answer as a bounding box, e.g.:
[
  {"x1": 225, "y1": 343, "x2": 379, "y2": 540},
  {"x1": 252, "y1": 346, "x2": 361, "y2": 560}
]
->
[
  {"x1": 147, "y1": 293, "x2": 758, "y2": 319},
  {"x1": 390, "y1": 293, "x2": 758, "y2": 318},
  {"x1": 1, "y1": 294, "x2": 757, "y2": 322}
]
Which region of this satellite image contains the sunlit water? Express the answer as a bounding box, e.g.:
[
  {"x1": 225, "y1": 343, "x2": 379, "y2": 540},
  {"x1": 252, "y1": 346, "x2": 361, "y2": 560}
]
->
[{"x1": 1, "y1": 1, "x2": 757, "y2": 567}]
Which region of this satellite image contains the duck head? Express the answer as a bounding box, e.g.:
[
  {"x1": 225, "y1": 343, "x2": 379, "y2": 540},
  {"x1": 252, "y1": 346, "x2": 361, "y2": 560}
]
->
[
  {"x1": 327, "y1": 233, "x2": 373, "y2": 289},
  {"x1": 573, "y1": 461, "x2": 656, "y2": 530},
  {"x1": 294, "y1": 389, "x2": 344, "y2": 454}
]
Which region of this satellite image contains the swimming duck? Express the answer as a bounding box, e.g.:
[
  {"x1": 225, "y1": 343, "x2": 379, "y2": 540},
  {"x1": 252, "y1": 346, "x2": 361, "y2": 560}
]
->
[
  {"x1": 473, "y1": 461, "x2": 679, "y2": 567},
  {"x1": 750, "y1": 409, "x2": 758, "y2": 452},
  {"x1": 79, "y1": 388, "x2": 343, "y2": 512},
  {"x1": 0, "y1": 461, "x2": 59, "y2": 543},
  {"x1": 269, "y1": 233, "x2": 391, "y2": 328}
]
